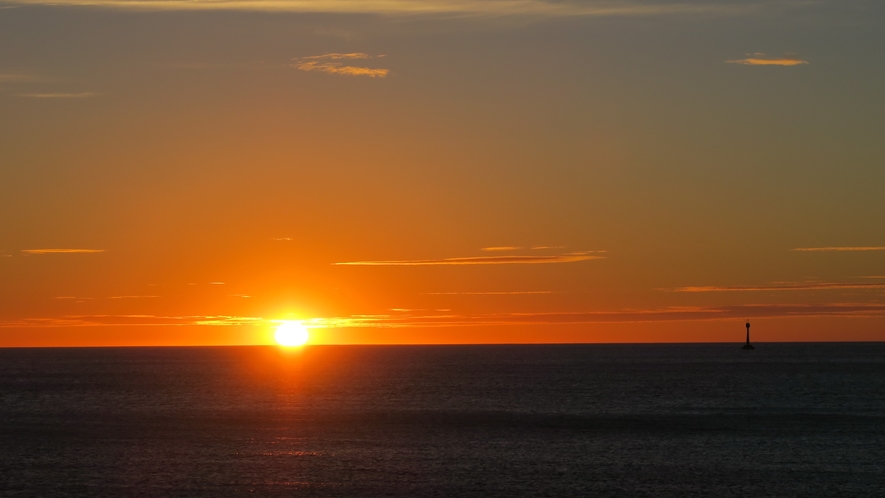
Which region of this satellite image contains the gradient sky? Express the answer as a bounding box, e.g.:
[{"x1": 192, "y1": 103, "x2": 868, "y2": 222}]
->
[{"x1": 1, "y1": 0, "x2": 884, "y2": 346}]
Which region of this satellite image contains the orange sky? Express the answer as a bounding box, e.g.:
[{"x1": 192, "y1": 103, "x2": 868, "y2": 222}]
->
[{"x1": 1, "y1": 0, "x2": 884, "y2": 346}]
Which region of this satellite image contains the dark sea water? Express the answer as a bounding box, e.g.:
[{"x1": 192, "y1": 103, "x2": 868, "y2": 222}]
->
[{"x1": 1, "y1": 343, "x2": 884, "y2": 497}]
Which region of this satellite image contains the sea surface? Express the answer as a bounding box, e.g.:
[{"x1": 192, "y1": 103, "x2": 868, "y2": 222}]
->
[{"x1": 1, "y1": 343, "x2": 884, "y2": 497}]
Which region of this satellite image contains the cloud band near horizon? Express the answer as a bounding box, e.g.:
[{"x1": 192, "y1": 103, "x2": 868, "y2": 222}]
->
[
  {"x1": 21, "y1": 249, "x2": 105, "y2": 254},
  {"x1": 423, "y1": 291, "x2": 555, "y2": 295},
  {"x1": 17, "y1": 92, "x2": 95, "y2": 98},
  {"x1": 6, "y1": 302, "x2": 885, "y2": 330},
  {"x1": 674, "y1": 281, "x2": 885, "y2": 292},
  {"x1": 335, "y1": 251, "x2": 603, "y2": 266},
  {"x1": 0, "y1": 315, "x2": 261, "y2": 328},
  {"x1": 793, "y1": 246, "x2": 885, "y2": 252}
]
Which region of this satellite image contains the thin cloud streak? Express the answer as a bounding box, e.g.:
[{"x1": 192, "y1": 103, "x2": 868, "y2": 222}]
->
[
  {"x1": 481, "y1": 246, "x2": 522, "y2": 252},
  {"x1": 55, "y1": 295, "x2": 159, "y2": 300},
  {"x1": 0, "y1": 0, "x2": 771, "y2": 17},
  {"x1": 299, "y1": 53, "x2": 378, "y2": 60},
  {"x1": 673, "y1": 282, "x2": 885, "y2": 292},
  {"x1": 423, "y1": 291, "x2": 555, "y2": 295},
  {"x1": 335, "y1": 251, "x2": 604, "y2": 266},
  {"x1": 794, "y1": 246, "x2": 885, "y2": 252},
  {"x1": 21, "y1": 249, "x2": 105, "y2": 254},
  {"x1": 0, "y1": 315, "x2": 262, "y2": 328},
  {"x1": 293, "y1": 53, "x2": 388, "y2": 78},
  {"x1": 0, "y1": 72, "x2": 39, "y2": 83},
  {"x1": 16, "y1": 92, "x2": 96, "y2": 98},
  {"x1": 727, "y1": 53, "x2": 808, "y2": 66}
]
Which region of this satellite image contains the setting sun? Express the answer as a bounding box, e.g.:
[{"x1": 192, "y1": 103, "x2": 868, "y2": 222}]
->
[{"x1": 274, "y1": 321, "x2": 310, "y2": 347}]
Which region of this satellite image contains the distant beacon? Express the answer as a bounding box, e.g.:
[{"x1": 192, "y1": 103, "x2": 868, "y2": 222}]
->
[{"x1": 742, "y1": 320, "x2": 755, "y2": 350}]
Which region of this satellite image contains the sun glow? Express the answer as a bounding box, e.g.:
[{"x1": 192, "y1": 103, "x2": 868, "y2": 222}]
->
[{"x1": 275, "y1": 321, "x2": 310, "y2": 347}]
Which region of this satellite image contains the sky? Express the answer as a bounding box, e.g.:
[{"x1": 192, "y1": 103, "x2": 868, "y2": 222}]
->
[{"x1": 1, "y1": 0, "x2": 884, "y2": 346}]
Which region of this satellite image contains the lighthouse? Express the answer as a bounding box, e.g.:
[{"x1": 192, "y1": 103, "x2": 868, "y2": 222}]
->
[{"x1": 742, "y1": 320, "x2": 755, "y2": 350}]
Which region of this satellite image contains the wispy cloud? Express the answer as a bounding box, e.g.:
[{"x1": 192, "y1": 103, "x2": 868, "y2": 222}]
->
[
  {"x1": 335, "y1": 251, "x2": 604, "y2": 266},
  {"x1": 0, "y1": 72, "x2": 92, "y2": 100},
  {"x1": 0, "y1": 0, "x2": 768, "y2": 17},
  {"x1": 481, "y1": 246, "x2": 578, "y2": 251},
  {"x1": 0, "y1": 72, "x2": 39, "y2": 83},
  {"x1": 292, "y1": 53, "x2": 388, "y2": 78},
  {"x1": 299, "y1": 53, "x2": 378, "y2": 61},
  {"x1": 55, "y1": 295, "x2": 159, "y2": 300},
  {"x1": 21, "y1": 249, "x2": 105, "y2": 254},
  {"x1": 8, "y1": 302, "x2": 885, "y2": 330},
  {"x1": 269, "y1": 237, "x2": 294, "y2": 241},
  {"x1": 793, "y1": 246, "x2": 885, "y2": 252},
  {"x1": 673, "y1": 281, "x2": 885, "y2": 292},
  {"x1": 727, "y1": 53, "x2": 808, "y2": 66},
  {"x1": 16, "y1": 92, "x2": 96, "y2": 98},
  {"x1": 159, "y1": 62, "x2": 231, "y2": 70},
  {"x1": 423, "y1": 291, "x2": 555, "y2": 295},
  {"x1": 0, "y1": 314, "x2": 262, "y2": 328}
]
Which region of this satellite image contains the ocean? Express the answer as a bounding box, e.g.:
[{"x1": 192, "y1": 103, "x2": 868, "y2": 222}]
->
[{"x1": 1, "y1": 343, "x2": 883, "y2": 496}]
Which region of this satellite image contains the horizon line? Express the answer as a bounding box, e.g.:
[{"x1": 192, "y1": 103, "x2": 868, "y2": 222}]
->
[{"x1": 2, "y1": 340, "x2": 883, "y2": 349}]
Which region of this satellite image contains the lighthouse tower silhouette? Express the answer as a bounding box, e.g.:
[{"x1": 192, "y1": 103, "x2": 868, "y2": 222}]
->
[{"x1": 742, "y1": 320, "x2": 755, "y2": 350}]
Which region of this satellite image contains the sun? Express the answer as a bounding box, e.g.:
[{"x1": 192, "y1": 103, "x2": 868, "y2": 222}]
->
[{"x1": 275, "y1": 321, "x2": 310, "y2": 347}]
